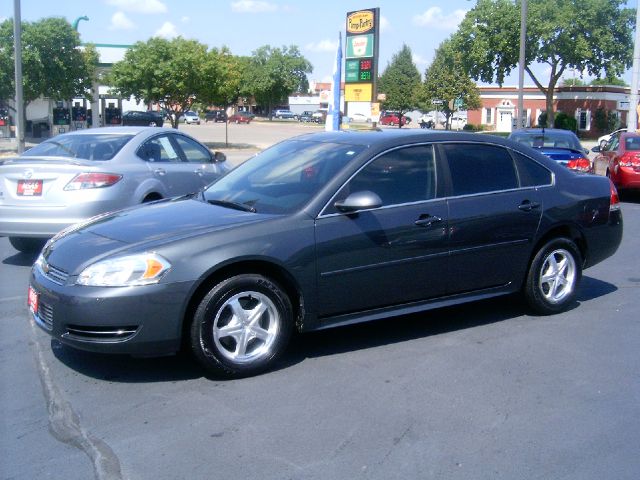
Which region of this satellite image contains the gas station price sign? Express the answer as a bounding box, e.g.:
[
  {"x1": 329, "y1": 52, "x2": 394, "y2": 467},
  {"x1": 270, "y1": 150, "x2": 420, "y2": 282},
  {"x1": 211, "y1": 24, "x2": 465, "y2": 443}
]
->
[
  {"x1": 344, "y1": 8, "x2": 380, "y2": 101},
  {"x1": 345, "y1": 58, "x2": 375, "y2": 83}
]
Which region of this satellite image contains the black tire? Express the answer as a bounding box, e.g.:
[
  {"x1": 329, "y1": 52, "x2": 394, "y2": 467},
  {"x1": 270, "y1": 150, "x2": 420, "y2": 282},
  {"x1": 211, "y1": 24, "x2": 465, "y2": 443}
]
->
[
  {"x1": 190, "y1": 274, "x2": 293, "y2": 378},
  {"x1": 9, "y1": 236, "x2": 47, "y2": 254},
  {"x1": 524, "y1": 238, "x2": 582, "y2": 315}
]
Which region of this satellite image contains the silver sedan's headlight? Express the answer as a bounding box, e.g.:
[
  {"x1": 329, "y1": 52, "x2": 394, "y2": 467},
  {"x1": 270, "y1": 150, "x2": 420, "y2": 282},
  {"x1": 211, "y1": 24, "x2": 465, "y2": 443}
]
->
[{"x1": 76, "y1": 253, "x2": 171, "y2": 287}]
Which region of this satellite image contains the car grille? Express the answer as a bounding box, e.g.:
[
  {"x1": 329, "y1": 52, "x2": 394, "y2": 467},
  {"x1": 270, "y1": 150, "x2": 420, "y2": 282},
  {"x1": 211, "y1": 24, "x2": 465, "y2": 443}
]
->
[
  {"x1": 64, "y1": 325, "x2": 139, "y2": 342},
  {"x1": 38, "y1": 301, "x2": 54, "y2": 330},
  {"x1": 42, "y1": 262, "x2": 69, "y2": 286}
]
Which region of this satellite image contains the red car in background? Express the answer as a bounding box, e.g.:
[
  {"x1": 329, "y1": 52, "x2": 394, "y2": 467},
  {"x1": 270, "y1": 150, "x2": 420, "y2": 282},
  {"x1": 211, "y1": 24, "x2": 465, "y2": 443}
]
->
[
  {"x1": 227, "y1": 111, "x2": 253, "y2": 124},
  {"x1": 593, "y1": 131, "x2": 640, "y2": 192},
  {"x1": 379, "y1": 113, "x2": 410, "y2": 126}
]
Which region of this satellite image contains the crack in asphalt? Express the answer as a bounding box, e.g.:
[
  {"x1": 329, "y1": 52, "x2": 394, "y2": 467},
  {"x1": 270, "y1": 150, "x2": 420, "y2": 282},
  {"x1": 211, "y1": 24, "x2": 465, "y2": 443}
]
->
[{"x1": 28, "y1": 316, "x2": 124, "y2": 480}]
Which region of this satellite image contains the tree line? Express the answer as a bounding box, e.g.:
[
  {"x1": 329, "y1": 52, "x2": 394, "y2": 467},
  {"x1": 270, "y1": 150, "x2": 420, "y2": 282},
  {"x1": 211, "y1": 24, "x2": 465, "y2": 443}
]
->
[{"x1": 1, "y1": 0, "x2": 635, "y2": 130}]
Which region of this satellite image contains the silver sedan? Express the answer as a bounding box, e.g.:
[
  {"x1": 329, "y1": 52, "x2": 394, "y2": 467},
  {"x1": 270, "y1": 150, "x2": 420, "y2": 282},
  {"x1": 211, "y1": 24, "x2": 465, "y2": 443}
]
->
[{"x1": 0, "y1": 126, "x2": 230, "y2": 252}]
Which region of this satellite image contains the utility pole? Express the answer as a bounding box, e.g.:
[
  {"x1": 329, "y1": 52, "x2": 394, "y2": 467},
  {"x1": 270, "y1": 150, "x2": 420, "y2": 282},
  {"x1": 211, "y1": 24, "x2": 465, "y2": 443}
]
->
[
  {"x1": 13, "y1": 0, "x2": 25, "y2": 153},
  {"x1": 517, "y1": 0, "x2": 528, "y2": 130},
  {"x1": 628, "y1": 2, "x2": 640, "y2": 131}
]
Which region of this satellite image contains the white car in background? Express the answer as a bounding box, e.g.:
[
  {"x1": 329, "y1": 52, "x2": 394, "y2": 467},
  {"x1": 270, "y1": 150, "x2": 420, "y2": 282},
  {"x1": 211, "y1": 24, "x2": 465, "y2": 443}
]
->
[
  {"x1": 181, "y1": 111, "x2": 201, "y2": 125},
  {"x1": 598, "y1": 128, "x2": 627, "y2": 148}
]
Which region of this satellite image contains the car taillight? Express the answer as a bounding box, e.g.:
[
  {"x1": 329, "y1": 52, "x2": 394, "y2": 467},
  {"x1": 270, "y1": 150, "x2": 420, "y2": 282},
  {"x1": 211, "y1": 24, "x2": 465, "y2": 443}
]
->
[
  {"x1": 619, "y1": 152, "x2": 640, "y2": 168},
  {"x1": 64, "y1": 173, "x2": 122, "y2": 191},
  {"x1": 609, "y1": 179, "x2": 620, "y2": 212},
  {"x1": 567, "y1": 157, "x2": 591, "y2": 172}
]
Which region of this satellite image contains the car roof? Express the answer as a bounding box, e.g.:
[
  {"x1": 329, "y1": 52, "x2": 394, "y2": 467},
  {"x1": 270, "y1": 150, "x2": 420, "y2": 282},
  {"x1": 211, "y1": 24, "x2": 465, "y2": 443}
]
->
[
  {"x1": 54, "y1": 126, "x2": 174, "y2": 136},
  {"x1": 289, "y1": 129, "x2": 522, "y2": 150},
  {"x1": 510, "y1": 128, "x2": 578, "y2": 137}
]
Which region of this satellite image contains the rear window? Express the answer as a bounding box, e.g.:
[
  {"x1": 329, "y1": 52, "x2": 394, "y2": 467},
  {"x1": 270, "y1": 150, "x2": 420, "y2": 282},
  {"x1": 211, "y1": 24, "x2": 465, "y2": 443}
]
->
[
  {"x1": 625, "y1": 136, "x2": 640, "y2": 151},
  {"x1": 23, "y1": 134, "x2": 133, "y2": 160},
  {"x1": 510, "y1": 131, "x2": 582, "y2": 150}
]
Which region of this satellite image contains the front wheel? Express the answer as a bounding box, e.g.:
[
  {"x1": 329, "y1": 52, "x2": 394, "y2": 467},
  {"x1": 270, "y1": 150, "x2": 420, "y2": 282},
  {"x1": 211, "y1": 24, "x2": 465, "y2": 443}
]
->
[
  {"x1": 190, "y1": 274, "x2": 293, "y2": 378},
  {"x1": 524, "y1": 238, "x2": 582, "y2": 315}
]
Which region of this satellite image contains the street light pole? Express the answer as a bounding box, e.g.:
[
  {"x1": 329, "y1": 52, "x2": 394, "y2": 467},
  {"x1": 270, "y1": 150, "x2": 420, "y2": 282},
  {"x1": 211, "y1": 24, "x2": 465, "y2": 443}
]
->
[
  {"x1": 13, "y1": 0, "x2": 25, "y2": 153},
  {"x1": 628, "y1": 3, "x2": 640, "y2": 131},
  {"x1": 517, "y1": 0, "x2": 528, "y2": 130}
]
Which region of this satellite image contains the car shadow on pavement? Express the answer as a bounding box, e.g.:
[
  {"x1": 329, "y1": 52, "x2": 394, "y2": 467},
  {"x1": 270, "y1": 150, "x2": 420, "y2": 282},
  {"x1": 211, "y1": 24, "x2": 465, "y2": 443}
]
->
[
  {"x1": 50, "y1": 275, "x2": 616, "y2": 382},
  {"x1": 51, "y1": 343, "x2": 206, "y2": 382},
  {"x1": 3, "y1": 250, "x2": 39, "y2": 267}
]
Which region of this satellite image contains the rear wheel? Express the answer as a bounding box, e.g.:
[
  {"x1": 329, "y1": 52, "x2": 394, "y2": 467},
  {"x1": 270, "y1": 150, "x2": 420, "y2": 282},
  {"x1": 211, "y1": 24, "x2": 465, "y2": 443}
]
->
[
  {"x1": 9, "y1": 237, "x2": 47, "y2": 254},
  {"x1": 525, "y1": 238, "x2": 582, "y2": 315},
  {"x1": 190, "y1": 274, "x2": 293, "y2": 378}
]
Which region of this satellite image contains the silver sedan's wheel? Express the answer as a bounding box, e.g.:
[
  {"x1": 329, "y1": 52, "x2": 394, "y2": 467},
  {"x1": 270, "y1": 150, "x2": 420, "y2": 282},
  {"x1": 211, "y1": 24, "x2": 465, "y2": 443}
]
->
[
  {"x1": 191, "y1": 274, "x2": 293, "y2": 378},
  {"x1": 525, "y1": 238, "x2": 582, "y2": 315},
  {"x1": 212, "y1": 291, "x2": 280, "y2": 364},
  {"x1": 538, "y1": 249, "x2": 577, "y2": 304}
]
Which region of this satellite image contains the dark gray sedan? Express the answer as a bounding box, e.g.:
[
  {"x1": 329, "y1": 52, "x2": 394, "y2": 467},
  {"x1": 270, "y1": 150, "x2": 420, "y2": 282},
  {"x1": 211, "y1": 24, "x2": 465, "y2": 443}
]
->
[
  {"x1": 0, "y1": 127, "x2": 230, "y2": 252},
  {"x1": 28, "y1": 131, "x2": 623, "y2": 378}
]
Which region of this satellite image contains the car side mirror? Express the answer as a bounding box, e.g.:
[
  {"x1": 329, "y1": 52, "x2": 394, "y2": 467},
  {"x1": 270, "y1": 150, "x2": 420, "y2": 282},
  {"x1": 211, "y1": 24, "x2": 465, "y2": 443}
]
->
[
  {"x1": 334, "y1": 191, "x2": 382, "y2": 213},
  {"x1": 591, "y1": 146, "x2": 601, "y2": 153},
  {"x1": 213, "y1": 151, "x2": 226, "y2": 163}
]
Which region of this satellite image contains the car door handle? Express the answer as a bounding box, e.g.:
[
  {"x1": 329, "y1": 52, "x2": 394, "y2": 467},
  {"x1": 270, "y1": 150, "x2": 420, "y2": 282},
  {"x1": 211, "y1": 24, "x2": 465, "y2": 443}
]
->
[
  {"x1": 415, "y1": 214, "x2": 442, "y2": 227},
  {"x1": 518, "y1": 200, "x2": 540, "y2": 212},
  {"x1": 194, "y1": 169, "x2": 204, "y2": 176},
  {"x1": 154, "y1": 168, "x2": 166, "y2": 176}
]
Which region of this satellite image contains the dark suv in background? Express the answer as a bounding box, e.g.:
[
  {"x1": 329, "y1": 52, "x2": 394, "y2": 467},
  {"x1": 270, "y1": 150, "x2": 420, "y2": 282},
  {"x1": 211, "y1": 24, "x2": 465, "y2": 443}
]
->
[
  {"x1": 205, "y1": 111, "x2": 228, "y2": 123},
  {"x1": 121, "y1": 110, "x2": 164, "y2": 127}
]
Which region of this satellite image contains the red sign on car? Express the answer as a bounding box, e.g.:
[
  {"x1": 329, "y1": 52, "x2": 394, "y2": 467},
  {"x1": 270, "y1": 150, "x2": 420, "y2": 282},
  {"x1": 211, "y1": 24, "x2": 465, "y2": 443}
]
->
[
  {"x1": 17, "y1": 179, "x2": 43, "y2": 196},
  {"x1": 28, "y1": 286, "x2": 39, "y2": 315}
]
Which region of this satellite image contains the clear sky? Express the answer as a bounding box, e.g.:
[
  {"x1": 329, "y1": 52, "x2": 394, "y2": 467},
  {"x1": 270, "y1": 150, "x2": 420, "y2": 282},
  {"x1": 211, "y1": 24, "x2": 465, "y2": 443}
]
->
[{"x1": 3, "y1": 0, "x2": 636, "y2": 86}]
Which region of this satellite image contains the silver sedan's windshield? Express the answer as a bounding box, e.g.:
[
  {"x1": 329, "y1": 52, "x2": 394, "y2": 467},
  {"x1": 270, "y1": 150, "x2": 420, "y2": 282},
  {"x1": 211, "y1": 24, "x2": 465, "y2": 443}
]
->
[
  {"x1": 203, "y1": 140, "x2": 365, "y2": 214},
  {"x1": 23, "y1": 134, "x2": 134, "y2": 160}
]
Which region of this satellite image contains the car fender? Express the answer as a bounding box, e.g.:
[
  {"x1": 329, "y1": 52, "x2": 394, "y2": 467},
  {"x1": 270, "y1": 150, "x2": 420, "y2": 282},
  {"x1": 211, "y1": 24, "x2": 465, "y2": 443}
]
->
[{"x1": 131, "y1": 177, "x2": 169, "y2": 203}]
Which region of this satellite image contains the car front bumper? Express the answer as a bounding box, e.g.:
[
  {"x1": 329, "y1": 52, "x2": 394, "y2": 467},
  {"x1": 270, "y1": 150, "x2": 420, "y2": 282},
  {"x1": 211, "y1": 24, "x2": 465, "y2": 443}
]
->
[{"x1": 28, "y1": 266, "x2": 194, "y2": 356}]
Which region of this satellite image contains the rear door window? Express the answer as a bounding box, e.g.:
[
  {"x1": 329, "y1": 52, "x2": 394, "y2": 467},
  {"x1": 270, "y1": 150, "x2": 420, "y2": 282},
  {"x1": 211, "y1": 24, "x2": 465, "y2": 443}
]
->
[{"x1": 441, "y1": 143, "x2": 518, "y2": 196}]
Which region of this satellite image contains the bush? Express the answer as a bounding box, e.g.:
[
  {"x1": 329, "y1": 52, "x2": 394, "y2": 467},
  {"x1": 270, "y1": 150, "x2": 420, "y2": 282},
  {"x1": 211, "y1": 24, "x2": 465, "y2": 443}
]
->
[
  {"x1": 553, "y1": 112, "x2": 577, "y2": 132},
  {"x1": 538, "y1": 111, "x2": 548, "y2": 128},
  {"x1": 463, "y1": 123, "x2": 484, "y2": 132}
]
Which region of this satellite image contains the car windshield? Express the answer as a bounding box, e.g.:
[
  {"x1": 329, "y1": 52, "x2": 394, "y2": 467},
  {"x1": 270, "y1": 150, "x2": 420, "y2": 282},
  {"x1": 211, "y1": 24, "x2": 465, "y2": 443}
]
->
[
  {"x1": 22, "y1": 134, "x2": 133, "y2": 160},
  {"x1": 203, "y1": 139, "x2": 366, "y2": 214},
  {"x1": 510, "y1": 131, "x2": 582, "y2": 150}
]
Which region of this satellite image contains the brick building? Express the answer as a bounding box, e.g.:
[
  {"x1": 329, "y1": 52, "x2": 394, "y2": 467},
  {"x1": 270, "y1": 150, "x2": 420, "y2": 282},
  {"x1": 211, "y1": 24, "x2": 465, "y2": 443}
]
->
[{"x1": 467, "y1": 84, "x2": 631, "y2": 138}]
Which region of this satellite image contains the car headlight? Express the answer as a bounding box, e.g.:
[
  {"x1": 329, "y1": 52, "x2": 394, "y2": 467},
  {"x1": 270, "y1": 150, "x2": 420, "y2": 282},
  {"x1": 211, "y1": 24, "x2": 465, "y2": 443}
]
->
[{"x1": 76, "y1": 253, "x2": 171, "y2": 287}]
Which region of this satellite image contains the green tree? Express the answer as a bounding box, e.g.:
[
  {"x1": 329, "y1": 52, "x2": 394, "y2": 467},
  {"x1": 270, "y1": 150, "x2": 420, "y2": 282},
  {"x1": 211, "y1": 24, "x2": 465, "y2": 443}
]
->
[
  {"x1": 377, "y1": 44, "x2": 421, "y2": 128},
  {"x1": 417, "y1": 38, "x2": 481, "y2": 129},
  {"x1": 454, "y1": 0, "x2": 635, "y2": 125},
  {"x1": 108, "y1": 37, "x2": 210, "y2": 128},
  {"x1": 0, "y1": 17, "x2": 96, "y2": 109},
  {"x1": 244, "y1": 45, "x2": 312, "y2": 118},
  {"x1": 590, "y1": 75, "x2": 628, "y2": 86}
]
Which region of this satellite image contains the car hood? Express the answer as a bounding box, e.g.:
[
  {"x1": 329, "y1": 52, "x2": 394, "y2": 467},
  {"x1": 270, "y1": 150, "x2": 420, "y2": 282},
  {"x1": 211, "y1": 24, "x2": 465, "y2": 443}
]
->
[
  {"x1": 85, "y1": 197, "x2": 274, "y2": 244},
  {"x1": 44, "y1": 197, "x2": 277, "y2": 271}
]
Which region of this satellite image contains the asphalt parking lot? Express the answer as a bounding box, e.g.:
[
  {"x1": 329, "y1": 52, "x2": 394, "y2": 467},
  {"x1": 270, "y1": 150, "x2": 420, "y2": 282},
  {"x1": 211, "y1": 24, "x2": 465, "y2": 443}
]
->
[{"x1": 1, "y1": 123, "x2": 639, "y2": 480}]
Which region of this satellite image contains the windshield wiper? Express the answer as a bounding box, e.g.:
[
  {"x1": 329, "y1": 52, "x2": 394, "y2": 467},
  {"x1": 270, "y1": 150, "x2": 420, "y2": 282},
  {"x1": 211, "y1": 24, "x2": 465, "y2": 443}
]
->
[{"x1": 207, "y1": 199, "x2": 256, "y2": 213}]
